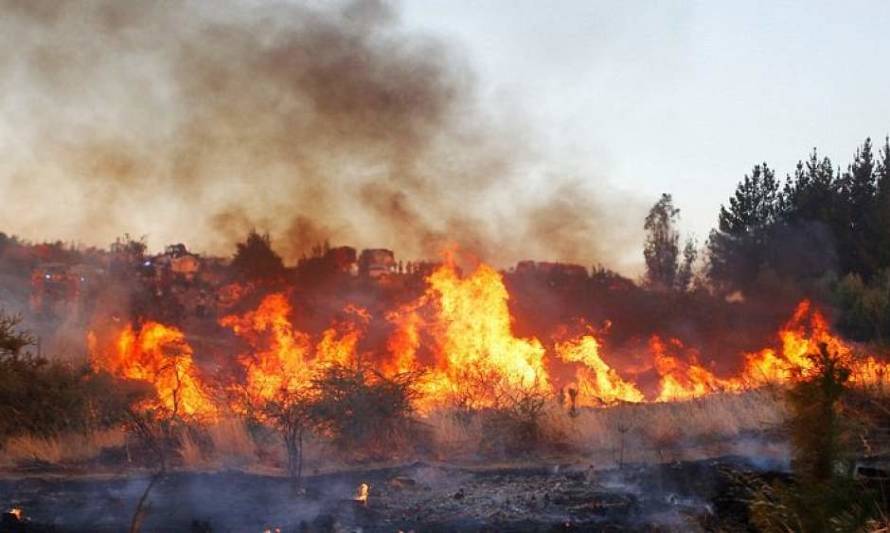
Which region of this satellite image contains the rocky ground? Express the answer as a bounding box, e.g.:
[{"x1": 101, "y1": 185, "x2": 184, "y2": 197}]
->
[{"x1": 0, "y1": 455, "x2": 788, "y2": 532}]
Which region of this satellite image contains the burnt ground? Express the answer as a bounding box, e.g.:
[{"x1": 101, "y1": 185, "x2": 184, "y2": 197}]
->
[{"x1": 0, "y1": 456, "x2": 787, "y2": 532}]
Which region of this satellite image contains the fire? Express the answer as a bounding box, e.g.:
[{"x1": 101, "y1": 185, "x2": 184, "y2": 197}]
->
[
  {"x1": 415, "y1": 262, "x2": 551, "y2": 408},
  {"x1": 89, "y1": 263, "x2": 890, "y2": 419},
  {"x1": 354, "y1": 482, "x2": 370, "y2": 505},
  {"x1": 554, "y1": 334, "x2": 644, "y2": 405},
  {"x1": 649, "y1": 337, "x2": 741, "y2": 402},
  {"x1": 7, "y1": 507, "x2": 23, "y2": 521},
  {"x1": 742, "y1": 300, "x2": 890, "y2": 389},
  {"x1": 89, "y1": 321, "x2": 215, "y2": 418},
  {"x1": 219, "y1": 293, "x2": 312, "y2": 401},
  {"x1": 219, "y1": 293, "x2": 374, "y2": 407}
]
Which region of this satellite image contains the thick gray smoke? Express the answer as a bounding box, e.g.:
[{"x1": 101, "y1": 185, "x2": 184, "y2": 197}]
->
[{"x1": 0, "y1": 0, "x2": 644, "y2": 269}]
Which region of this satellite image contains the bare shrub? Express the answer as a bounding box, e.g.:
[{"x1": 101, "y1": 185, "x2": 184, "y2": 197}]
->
[{"x1": 261, "y1": 387, "x2": 313, "y2": 486}]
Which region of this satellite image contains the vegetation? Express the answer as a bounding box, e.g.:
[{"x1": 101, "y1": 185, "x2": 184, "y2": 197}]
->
[
  {"x1": 231, "y1": 230, "x2": 286, "y2": 282},
  {"x1": 309, "y1": 364, "x2": 422, "y2": 458},
  {"x1": 707, "y1": 137, "x2": 890, "y2": 344},
  {"x1": 643, "y1": 193, "x2": 697, "y2": 292},
  {"x1": 748, "y1": 344, "x2": 883, "y2": 532},
  {"x1": 0, "y1": 311, "x2": 140, "y2": 445}
]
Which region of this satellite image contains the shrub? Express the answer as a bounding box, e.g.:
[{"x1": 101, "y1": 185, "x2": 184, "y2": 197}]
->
[
  {"x1": 309, "y1": 364, "x2": 422, "y2": 459},
  {"x1": 0, "y1": 311, "x2": 145, "y2": 444}
]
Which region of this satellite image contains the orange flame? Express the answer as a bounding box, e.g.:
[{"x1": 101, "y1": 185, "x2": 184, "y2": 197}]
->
[
  {"x1": 89, "y1": 321, "x2": 215, "y2": 418},
  {"x1": 554, "y1": 334, "x2": 644, "y2": 405},
  {"x1": 90, "y1": 267, "x2": 890, "y2": 417},
  {"x1": 415, "y1": 263, "x2": 551, "y2": 409}
]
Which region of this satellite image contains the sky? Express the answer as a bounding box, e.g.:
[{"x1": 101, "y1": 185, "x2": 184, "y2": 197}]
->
[
  {"x1": 401, "y1": 0, "x2": 890, "y2": 243},
  {"x1": 1, "y1": 0, "x2": 888, "y2": 274}
]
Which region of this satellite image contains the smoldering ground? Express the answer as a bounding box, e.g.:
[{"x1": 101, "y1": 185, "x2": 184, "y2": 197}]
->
[{"x1": 0, "y1": 0, "x2": 644, "y2": 269}]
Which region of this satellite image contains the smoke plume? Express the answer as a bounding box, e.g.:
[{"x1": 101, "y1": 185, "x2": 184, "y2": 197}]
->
[{"x1": 0, "y1": 0, "x2": 644, "y2": 269}]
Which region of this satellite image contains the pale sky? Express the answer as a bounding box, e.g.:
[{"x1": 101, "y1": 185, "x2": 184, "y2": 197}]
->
[
  {"x1": 1, "y1": 1, "x2": 888, "y2": 273},
  {"x1": 401, "y1": 0, "x2": 890, "y2": 242}
]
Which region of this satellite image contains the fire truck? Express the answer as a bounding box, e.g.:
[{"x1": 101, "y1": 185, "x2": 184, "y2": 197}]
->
[{"x1": 30, "y1": 263, "x2": 104, "y2": 315}]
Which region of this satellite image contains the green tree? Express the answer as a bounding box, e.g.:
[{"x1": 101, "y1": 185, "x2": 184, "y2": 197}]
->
[
  {"x1": 837, "y1": 138, "x2": 878, "y2": 276},
  {"x1": 875, "y1": 137, "x2": 890, "y2": 271},
  {"x1": 707, "y1": 163, "x2": 781, "y2": 289},
  {"x1": 750, "y1": 344, "x2": 879, "y2": 532}
]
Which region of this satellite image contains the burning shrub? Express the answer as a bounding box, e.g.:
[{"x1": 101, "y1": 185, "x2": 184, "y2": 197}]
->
[{"x1": 309, "y1": 364, "x2": 423, "y2": 460}]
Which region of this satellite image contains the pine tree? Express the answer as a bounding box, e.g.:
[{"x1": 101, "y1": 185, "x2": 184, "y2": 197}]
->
[
  {"x1": 875, "y1": 137, "x2": 890, "y2": 271},
  {"x1": 707, "y1": 163, "x2": 781, "y2": 289},
  {"x1": 839, "y1": 138, "x2": 878, "y2": 276}
]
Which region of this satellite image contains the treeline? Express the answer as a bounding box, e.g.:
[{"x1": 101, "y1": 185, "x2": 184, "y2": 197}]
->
[{"x1": 707, "y1": 137, "x2": 890, "y2": 343}]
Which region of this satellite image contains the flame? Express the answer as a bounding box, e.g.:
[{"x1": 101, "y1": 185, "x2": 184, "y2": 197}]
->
[
  {"x1": 742, "y1": 300, "x2": 890, "y2": 389},
  {"x1": 89, "y1": 321, "x2": 215, "y2": 418},
  {"x1": 554, "y1": 334, "x2": 643, "y2": 405},
  {"x1": 416, "y1": 263, "x2": 551, "y2": 409},
  {"x1": 650, "y1": 336, "x2": 741, "y2": 402},
  {"x1": 220, "y1": 294, "x2": 373, "y2": 408},
  {"x1": 89, "y1": 265, "x2": 890, "y2": 418},
  {"x1": 354, "y1": 482, "x2": 369, "y2": 504},
  {"x1": 7, "y1": 507, "x2": 23, "y2": 521}
]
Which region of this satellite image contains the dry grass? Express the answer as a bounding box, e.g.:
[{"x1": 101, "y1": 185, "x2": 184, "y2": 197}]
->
[
  {"x1": 421, "y1": 389, "x2": 787, "y2": 465},
  {"x1": 207, "y1": 418, "x2": 257, "y2": 462},
  {"x1": 178, "y1": 431, "x2": 206, "y2": 468},
  {"x1": 0, "y1": 428, "x2": 125, "y2": 466},
  {"x1": 568, "y1": 388, "x2": 787, "y2": 464}
]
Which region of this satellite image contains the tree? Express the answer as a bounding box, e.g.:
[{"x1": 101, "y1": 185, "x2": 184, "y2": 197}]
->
[
  {"x1": 707, "y1": 163, "x2": 781, "y2": 289},
  {"x1": 749, "y1": 344, "x2": 879, "y2": 532},
  {"x1": 643, "y1": 193, "x2": 688, "y2": 291},
  {"x1": 231, "y1": 230, "x2": 286, "y2": 282},
  {"x1": 261, "y1": 387, "x2": 314, "y2": 487},
  {"x1": 837, "y1": 139, "x2": 878, "y2": 276},
  {"x1": 875, "y1": 137, "x2": 890, "y2": 271},
  {"x1": 676, "y1": 237, "x2": 698, "y2": 292},
  {"x1": 309, "y1": 364, "x2": 421, "y2": 459}
]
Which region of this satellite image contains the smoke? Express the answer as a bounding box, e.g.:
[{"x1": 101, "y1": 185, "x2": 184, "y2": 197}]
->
[{"x1": 0, "y1": 0, "x2": 644, "y2": 269}]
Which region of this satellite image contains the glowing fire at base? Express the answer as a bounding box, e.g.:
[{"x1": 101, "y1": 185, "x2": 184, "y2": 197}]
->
[
  {"x1": 7, "y1": 507, "x2": 23, "y2": 521},
  {"x1": 88, "y1": 263, "x2": 890, "y2": 415}
]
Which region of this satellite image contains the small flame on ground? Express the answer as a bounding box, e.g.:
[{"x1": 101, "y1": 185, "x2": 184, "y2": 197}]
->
[
  {"x1": 7, "y1": 507, "x2": 23, "y2": 521},
  {"x1": 355, "y1": 482, "x2": 370, "y2": 505}
]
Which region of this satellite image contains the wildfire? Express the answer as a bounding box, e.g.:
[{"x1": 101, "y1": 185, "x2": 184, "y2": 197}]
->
[
  {"x1": 219, "y1": 293, "x2": 313, "y2": 401},
  {"x1": 742, "y1": 300, "x2": 890, "y2": 389},
  {"x1": 89, "y1": 321, "x2": 215, "y2": 418},
  {"x1": 88, "y1": 264, "x2": 890, "y2": 418}
]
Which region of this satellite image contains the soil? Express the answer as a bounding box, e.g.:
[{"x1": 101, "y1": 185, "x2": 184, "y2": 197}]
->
[{"x1": 0, "y1": 455, "x2": 787, "y2": 532}]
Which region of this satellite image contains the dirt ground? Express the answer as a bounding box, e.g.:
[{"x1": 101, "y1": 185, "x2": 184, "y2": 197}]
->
[{"x1": 0, "y1": 454, "x2": 788, "y2": 532}]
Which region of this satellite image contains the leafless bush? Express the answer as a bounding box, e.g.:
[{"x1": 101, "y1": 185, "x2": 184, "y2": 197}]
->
[
  {"x1": 478, "y1": 381, "x2": 569, "y2": 458},
  {"x1": 261, "y1": 387, "x2": 313, "y2": 486}
]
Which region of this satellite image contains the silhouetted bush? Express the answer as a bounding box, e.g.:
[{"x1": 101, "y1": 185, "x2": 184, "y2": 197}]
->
[{"x1": 309, "y1": 364, "x2": 423, "y2": 459}]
